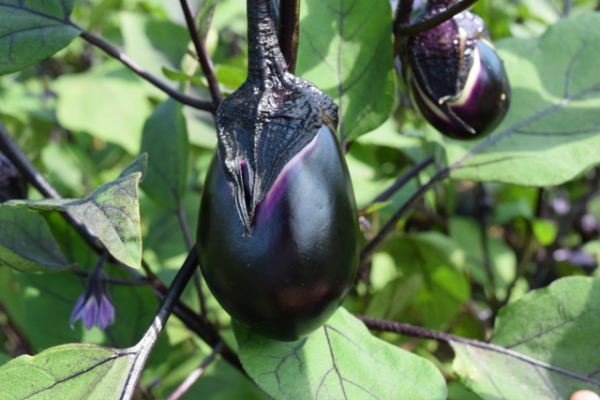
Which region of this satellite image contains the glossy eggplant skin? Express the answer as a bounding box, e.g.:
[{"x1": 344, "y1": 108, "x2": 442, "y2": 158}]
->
[
  {"x1": 197, "y1": 125, "x2": 359, "y2": 342},
  {"x1": 404, "y1": 7, "x2": 511, "y2": 140}
]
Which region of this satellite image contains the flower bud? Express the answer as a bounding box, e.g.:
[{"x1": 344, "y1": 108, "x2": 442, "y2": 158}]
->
[
  {"x1": 196, "y1": 0, "x2": 358, "y2": 341},
  {"x1": 403, "y1": 1, "x2": 510, "y2": 139}
]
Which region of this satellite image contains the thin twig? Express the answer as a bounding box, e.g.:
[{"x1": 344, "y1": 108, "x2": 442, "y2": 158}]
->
[
  {"x1": 476, "y1": 184, "x2": 498, "y2": 309},
  {"x1": 179, "y1": 0, "x2": 223, "y2": 106},
  {"x1": 79, "y1": 31, "x2": 217, "y2": 113},
  {"x1": 359, "y1": 168, "x2": 448, "y2": 264},
  {"x1": 368, "y1": 155, "x2": 434, "y2": 206},
  {"x1": 120, "y1": 250, "x2": 200, "y2": 400},
  {"x1": 394, "y1": 0, "x2": 479, "y2": 36},
  {"x1": 276, "y1": 0, "x2": 301, "y2": 73},
  {"x1": 166, "y1": 341, "x2": 224, "y2": 400},
  {"x1": 177, "y1": 206, "x2": 208, "y2": 317},
  {"x1": 357, "y1": 314, "x2": 600, "y2": 383}
]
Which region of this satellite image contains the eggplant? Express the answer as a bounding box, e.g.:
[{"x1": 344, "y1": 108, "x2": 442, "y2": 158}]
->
[
  {"x1": 196, "y1": 0, "x2": 359, "y2": 341},
  {"x1": 402, "y1": 0, "x2": 511, "y2": 139}
]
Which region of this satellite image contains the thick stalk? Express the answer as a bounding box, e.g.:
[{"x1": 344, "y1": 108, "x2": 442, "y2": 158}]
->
[{"x1": 277, "y1": 0, "x2": 301, "y2": 73}]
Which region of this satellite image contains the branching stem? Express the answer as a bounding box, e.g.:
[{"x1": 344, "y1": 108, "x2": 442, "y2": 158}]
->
[
  {"x1": 179, "y1": 0, "x2": 223, "y2": 106},
  {"x1": 276, "y1": 0, "x2": 301, "y2": 73},
  {"x1": 166, "y1": 341, "x2": 224, "y2": 400},
  {"x1": 79, "y1": 31, "x2": 216, "y2": 113},
  {"x1": 394, "y1": 0, "x2": 479, "y2": 36}
]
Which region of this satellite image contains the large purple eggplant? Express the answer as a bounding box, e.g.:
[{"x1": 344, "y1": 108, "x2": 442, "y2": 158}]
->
[
  {"x1": 196, "y1": 0, "x2": 359, "y2": 341},
  {"x1": 403, "y1": 0, "x2": 511, "y2": 140}
]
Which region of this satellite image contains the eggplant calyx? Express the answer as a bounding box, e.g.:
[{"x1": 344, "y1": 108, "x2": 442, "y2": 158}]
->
[{"x1": 216, "y1": 0, "x2": 339, "y2": 234}]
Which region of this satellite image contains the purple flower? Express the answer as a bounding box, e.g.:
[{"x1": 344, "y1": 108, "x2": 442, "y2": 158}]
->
[
  {"x1": 70, "y1": 270, "x2": 115, "y2": 330},
  {"x1": 553, "y1": 248, "x2": 597, "y2": 269}
]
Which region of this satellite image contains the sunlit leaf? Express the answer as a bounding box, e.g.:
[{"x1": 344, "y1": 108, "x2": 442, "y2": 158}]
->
[
  {"x1": 235, "y1": 307, "x2": 447, "y2": 400},
  {"x1": 4, "y1": 156, "x2": 147, "y2": 268},
  {"x1": 140, "y1": 99, "x2": 189, "y2": 211},
  {"x1": 452, "y1": 276, "x2": 600, "y2": 399},
  {"x1": 297, "y1": 0, "x2": 394, "y2": 141},
  {"x1": 0, "y1": 344, "x2": 134, "y2": 399},
  {"x1": 0, "y1": 207, "x2": 69, "y2": 272},
  {"x1": 436, "y1": 13, "x2": 600, "y2": 186},
  {"x1": 53, "y1": 64, "x2": 152, "y2": 155},
  {"x1": 387, "y1": 233, "x2": 470, "y2": 329},
  {"x1": 449, "y1": 217, "x2": 517, "y2": 301},
  {"x1": 0, "y1": 0, "x2": 81, "y2": 75}
]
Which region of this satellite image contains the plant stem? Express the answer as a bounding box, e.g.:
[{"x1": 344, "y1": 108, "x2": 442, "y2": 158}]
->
[
  {"x1": 79, "y1": 31, "x2": 216, "y2": 113},
  {"x1": 177, "y1": 206, "x2": 208, "y2": 317},
  {"x1": 394, "y1": 0, "x2": 479, "y2": 36},
  {"x1": 166, "y1": 341, "x2": 224, "y2": 400},
  {"x1": 179, "y1": 0, "x2": 223, "y2": 107},
  {"x1": 369, "y1": 155, "x2": 434, "y2": 206},
  {"x1": 276, "y1": 0, "x2": 301, "y2": 73},
  {"x1": 359, "y1": 168, "x2": 448, "y2": 264},
  {"x1": 120, "y1": 250, "x2": 200, "y2": 400}
]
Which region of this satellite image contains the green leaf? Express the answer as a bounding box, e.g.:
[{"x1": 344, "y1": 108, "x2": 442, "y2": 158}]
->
[
  {"x1": 120, "y1": 12, "x2": 190, "y2": 86},
  {"x1": 387, "y1": 233, "x2": 471, "y2": 329},
  {"x1": 140, "y1": 99, "x2": 189, "y2": 211},
  {"x1": 195, "y1": 0, "x2": 221, "y2": 40},
  {"x1": 452, "y1": 276, "x2": 600, "y2": 399},
  {"x1": 0, "y1": 1, "x2": 81, "y2": 75},
  {"x1": 53, "y1": 64, "x2": 152, "y2": 155},
  {"x1": 0, "y1": 344, "x2": 134, "y2": 399},
  {"x1": 162, "y1": 67, "x2": 206, "y2": 87},
  {"x1": 0, "y1": 207, "x2": 69, "y2": 272},
  {"x1": 296, "y1": 0, "x2": 395, "y2": 141},
  {"x1": 4, "y1": 156, "x2": 147, "y2": 268},
  {"x1": 449, "y1": 217, "x2": 517, "y2": 301},
  {"x1": 436, "y1": 13, "x2": 600, "y2": 186},
  {"x1": 235, "y1": 307, "x2": 447, "y2": 400}
]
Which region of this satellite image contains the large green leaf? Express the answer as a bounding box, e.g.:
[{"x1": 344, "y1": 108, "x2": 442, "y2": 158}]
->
[
  {"x1": 452, "y1": 276, "x2": 600, "y2": 399},
  {"x1": 234, "y1": 307, "x2": 447, "y2": 400},
  {"x1": 53, "y1": 64, "x2": 152, "y2": 155},
  {"x1": 140, "y1": 99, "x2": 189, "y2": 211},
  {"x1": 0, "y1": 344, "x2": 134, "y2": 399},
  {"x1": 0, "y1": 207, "x2": 69, "y2": 272},
  {"x1": 296, "y1": 0, "x2": 394, "y2": 142},
  {"x1": 0, "y1": 0, "x2": 81, "y2": 75},
  {"x1": 4, "y1": 156, "x2": 147, "y2": 268},
  {"x1": 435, "y1": 12, "x2": 600, "y2": 186}
]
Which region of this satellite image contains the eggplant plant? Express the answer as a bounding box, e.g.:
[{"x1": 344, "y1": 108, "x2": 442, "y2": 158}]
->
[{"x1": 0, "y1": 0, "x2": 600, "y2": 399}]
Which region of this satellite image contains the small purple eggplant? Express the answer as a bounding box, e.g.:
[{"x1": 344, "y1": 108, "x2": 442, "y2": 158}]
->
[
  {"x1": 196, "y1": 0, "x2": 359, "y2": 341},
  {"x1": 403, "y1": 0, "x2": 510, "y2": 139}
]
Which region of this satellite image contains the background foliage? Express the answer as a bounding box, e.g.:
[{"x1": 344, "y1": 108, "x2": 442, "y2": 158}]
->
[{"x1": 0, "y1": 0, "x2": 599, "y2": 399}]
